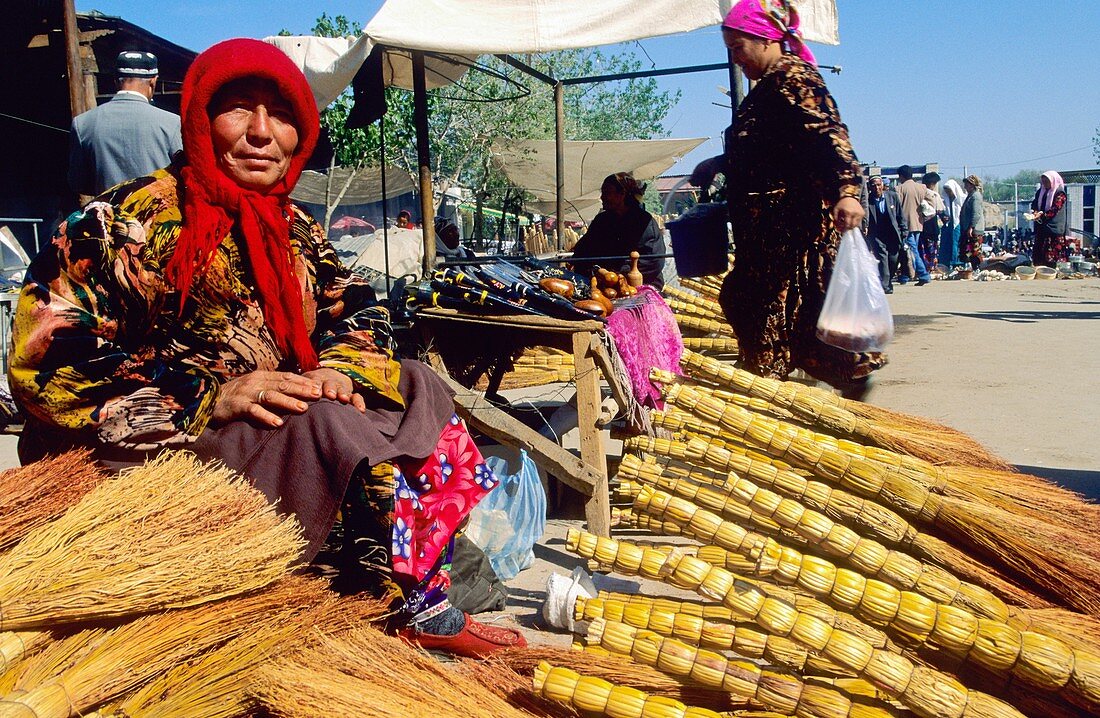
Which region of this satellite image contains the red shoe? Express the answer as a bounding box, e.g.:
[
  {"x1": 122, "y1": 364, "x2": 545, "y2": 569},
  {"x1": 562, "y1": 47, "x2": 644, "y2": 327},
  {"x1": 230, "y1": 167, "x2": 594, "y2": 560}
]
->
[{"x1": 399, "y1": 613, "x2": 527, "y2": 658}]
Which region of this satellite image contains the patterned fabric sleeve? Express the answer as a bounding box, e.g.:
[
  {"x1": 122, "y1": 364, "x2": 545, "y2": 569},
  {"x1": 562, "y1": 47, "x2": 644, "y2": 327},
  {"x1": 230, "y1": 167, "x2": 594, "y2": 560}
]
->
[
  {"x1": 8, "y1": 202, "x2": 219, "y2": 450},
  {"x1": 300, "y1": 208, "x2": 405, "y2": 410},
  {"x1": 1040, "y1": 191, "x2": 1067, "y2": 221},
  {"x1": 778, "y1": 62, "x2": 862, "y2": 204}
]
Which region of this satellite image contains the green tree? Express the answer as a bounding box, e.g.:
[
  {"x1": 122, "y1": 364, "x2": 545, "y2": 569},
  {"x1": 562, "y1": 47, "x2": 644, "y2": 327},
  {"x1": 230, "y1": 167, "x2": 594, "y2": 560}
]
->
[{"x1": 982, "y1": 169, "x2": 1041, "y2": 202}]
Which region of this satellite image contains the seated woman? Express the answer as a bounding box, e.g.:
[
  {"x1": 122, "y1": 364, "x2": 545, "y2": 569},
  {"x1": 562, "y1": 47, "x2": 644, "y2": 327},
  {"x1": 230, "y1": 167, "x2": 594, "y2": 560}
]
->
[
  {"x1": 8, "y1": 38, "x2": 523, "y2": 658},
  {"x1": 569, "y1": 172, "x2": 666, "y2": 289}
]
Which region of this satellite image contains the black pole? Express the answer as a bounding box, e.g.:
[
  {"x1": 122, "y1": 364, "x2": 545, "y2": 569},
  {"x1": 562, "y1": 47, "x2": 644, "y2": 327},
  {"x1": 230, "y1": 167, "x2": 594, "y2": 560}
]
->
[
  {"x1": 412, "y1": 51, "x2": 435, "y2": 276},
  {"x1": 380, "y1": 112, "x2": 391, "y2": 298}
]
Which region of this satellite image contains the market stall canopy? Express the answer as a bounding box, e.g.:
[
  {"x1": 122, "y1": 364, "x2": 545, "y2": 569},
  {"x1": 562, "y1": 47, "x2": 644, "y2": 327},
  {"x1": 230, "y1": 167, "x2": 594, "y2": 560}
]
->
[
  {"x1": 265, "y1": 35, "x2": 472, "y2": 109},
  {"x1": 291, "y1": 165, "x2": 417, "y2": 207},
  {"x1": 364, "y1": 0, "x2": 838, "y2": 54},
  {"x1": 266, "y1": 0, "x2": 838, "y2": 107},
  {"x1": 494, "y1": 138, "x2": 708, "y2": 222}
]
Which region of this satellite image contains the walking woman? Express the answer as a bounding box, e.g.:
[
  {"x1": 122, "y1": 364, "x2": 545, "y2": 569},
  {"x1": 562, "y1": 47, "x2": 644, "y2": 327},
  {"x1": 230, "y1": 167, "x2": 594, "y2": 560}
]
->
[
  {"x1": 689, "y1": 0, "x2": 884, "y2": 398},
  {"x1": 959, "y1": 175, "x2": 986, "y2": 270}
]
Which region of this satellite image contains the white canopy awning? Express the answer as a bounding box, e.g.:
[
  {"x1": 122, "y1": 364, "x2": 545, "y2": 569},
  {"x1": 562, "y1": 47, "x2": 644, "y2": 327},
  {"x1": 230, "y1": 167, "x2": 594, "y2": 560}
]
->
[
  {"x1": 365, "y1": 0, "x2": 838, "y2": 54},
  {"x1": 291, "y1": 165, "x2": 416, "y2": 207},
  {"x1": 494, "y1": 137, "x2": 708, "y2": 222},
  {"x1": 267, "y1": 0, "x2": 838, "y2": 107}
]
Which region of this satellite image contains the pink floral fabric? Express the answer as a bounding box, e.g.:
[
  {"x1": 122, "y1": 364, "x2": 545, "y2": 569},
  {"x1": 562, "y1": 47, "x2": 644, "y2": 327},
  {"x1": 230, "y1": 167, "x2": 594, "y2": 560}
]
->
[{"x1": 391, "y1": 414, "x2": 497, "y2": 581}]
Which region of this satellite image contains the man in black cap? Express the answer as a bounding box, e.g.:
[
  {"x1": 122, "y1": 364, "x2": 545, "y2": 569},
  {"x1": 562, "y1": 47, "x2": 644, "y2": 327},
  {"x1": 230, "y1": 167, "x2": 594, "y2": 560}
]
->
[{"x1": 67, "y1": 50, "x2": 182, "y2": 204}]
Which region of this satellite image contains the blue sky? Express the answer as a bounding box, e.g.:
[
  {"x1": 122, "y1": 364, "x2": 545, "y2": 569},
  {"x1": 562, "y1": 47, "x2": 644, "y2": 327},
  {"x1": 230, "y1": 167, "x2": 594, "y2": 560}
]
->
[{"x1": 80, "y1": 1, "x2": 1100, "y2": 182}]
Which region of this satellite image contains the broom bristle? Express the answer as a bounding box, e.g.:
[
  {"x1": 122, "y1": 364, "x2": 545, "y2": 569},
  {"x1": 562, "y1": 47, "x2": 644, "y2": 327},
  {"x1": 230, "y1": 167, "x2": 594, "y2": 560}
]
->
[
  {"x1": 0, "y1": 576, "x2": 333, "y2": 717},
  {"x1": 0, "y1": 450, "x2": 104, "y2": 550},
  {"x1": 255, "y1": 627, "x2": 539, "y2": 718},
  {"x1": 0, "y1": 451, "x2": 305, "y2": 631},
  {"x1": 96, "y1": 591, "x2": 387, "y2": 718}
]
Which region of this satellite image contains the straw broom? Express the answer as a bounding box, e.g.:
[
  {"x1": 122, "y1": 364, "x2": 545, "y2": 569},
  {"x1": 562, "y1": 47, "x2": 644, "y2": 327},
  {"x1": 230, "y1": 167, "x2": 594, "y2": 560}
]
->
[
  {"x1": 663, "y1": 286, "x2": 722, "y2": 313},
  {"x1": 570, "y1": 530, "x2": 1100, "y2": 718},
  {"x1": 680, "y1": 336, "x2": 740, "y2": 354},
  {"x1": 666, "y1": 298, "x2": 725, "y2": 322},
  {"x1": 0, "y1": 576, "x2": 332, "y2": 718},
  {"x1": 631, "y1": 484, "x2": 1009, "y2": 625},
  {"x1": 657, "y1": 369, "x2": 1100, "y2": 538},
  {"x1": 579, "y1": 622, "x2": 903, "y2": 718},
  {"x1": 677, "y1": 279, "x2": 721, "y2": 301},
  {"x1": 661, "y1": 382, "x2": 1100, "y2": 614},
  {"x1": 594, "y1": 590, "x2": 898, "y2": 655},
  {"x1": 476, "y1": 647, "x2": 739, "y2": 713},
  {"x1": 254, "y1": 626, "x2": 540, "y2": 718},
  {"x1": 679, "y1": 349, "x2": 1014, "y2": 471},
  {"x1": 0, "y1": 633, "x2": 49, "y2": 682},
  {"x1": 620, "y1": 462, "x2": 1010, "y2": 622},
  {"x1": 0, "y1": 450, "x2": 103, "y2": 550},
  {"x1": 574, "y1": 596, "x2": 851, "y2": 678},
  {"x1": 675, "y1": 314, "x2": 735, "y2": 337},
  {"x1": 624, "y1": 436, "x2": 1060, "y2": 611},
  {"x1": 0, "y1": 451, "x2": 305, "y2": 631},
  {"x1": 86, "y1": 592, "x2": 390, "y2": 718},
  {"x1": 534, "y1": 660, "x2": 827, "y2": 718}
]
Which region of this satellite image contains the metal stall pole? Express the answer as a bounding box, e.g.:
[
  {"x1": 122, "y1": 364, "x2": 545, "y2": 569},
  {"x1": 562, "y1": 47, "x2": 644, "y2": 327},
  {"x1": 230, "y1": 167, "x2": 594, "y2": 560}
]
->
[
  {"x1": 412, "y1": 51, "x2": 435, "y2": 277},
  {"x1": 555, "y1": 81, "x2": 566, "y2": 251}
]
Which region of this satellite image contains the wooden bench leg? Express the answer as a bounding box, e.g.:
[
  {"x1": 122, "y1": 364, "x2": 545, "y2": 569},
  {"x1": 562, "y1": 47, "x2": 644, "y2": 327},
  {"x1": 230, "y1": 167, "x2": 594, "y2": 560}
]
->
[{"x1": 573, "y1": 331, "x2": 610, "y2": 536}]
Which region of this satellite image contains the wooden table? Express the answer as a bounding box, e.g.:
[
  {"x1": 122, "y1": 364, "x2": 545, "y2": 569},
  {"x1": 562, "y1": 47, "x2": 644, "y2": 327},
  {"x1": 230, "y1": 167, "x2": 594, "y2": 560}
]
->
[{"x1": 416, "y1": 308, "x2": 630, "y2": 536}]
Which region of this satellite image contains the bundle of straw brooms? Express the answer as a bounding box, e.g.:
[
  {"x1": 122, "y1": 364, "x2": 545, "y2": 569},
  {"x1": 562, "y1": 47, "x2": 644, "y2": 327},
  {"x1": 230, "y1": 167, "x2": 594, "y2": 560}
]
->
[
  {"x1": 0, "y1": 450, "x2": 580, "y2": 718},
  {"x1": 530, "y1": 335, "x2": 1100, "y2": 718}
]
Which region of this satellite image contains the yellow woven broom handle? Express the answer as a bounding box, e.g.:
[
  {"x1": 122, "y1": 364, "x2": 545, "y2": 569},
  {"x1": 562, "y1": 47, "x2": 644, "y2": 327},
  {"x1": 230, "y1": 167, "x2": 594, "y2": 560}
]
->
[
  {"x1": 567, "y1": 532, "x2": 1023, "y2": 718},
  {"x1": 588, "y1": 619, "x2": 893, "y2": 718},
  {"x1": 665, "y1": 385, "x2": 944, "y2": 524}
]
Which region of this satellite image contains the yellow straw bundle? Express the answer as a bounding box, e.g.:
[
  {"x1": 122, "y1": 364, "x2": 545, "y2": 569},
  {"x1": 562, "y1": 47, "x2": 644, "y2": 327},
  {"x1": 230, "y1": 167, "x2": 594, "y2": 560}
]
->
[
  {"x1": 572, "y1": 530, "x2": 1100, "y2": 717},
  {"x1": 677, "y1": 279, "x2": 721, "y2": 301},
  {"x1": 0, "y1": 450, "x2": 103, "y2": 550},
  {"x1": 90, "y1": 593, "x2": 389, "y2": 718},
  {"x1": 0, "y1": 577, "x2": 332, "y2": 718},
  {"x1": 0, "y1": 632, "x2": 49, "y2": 681},
  {"x1": 662, "y1": 286, "x2": 722, "y2": 313},
  {"x1": 254, "y1": 626, "x2": 537, "y2": 718},
  {"x1": 583, "y1": 621, "x2": 900, "y2": 718},
  {"x1": 534, "y1": 661, "x2": 726, "y2": 718},
  {"x1": 574, "y1": 596, "x2": 850, "y2": 677},
  {"x1": 674, "y1": 315, "x2": 734, "y2": 337},
  {"x1": 661, "y1": 383, "x2": 1100, "y2": 614},
  {"x1": 665, "y1": 298, "x2": 725, "y2": 322},
  {"x1": 0, "y1": 451, "x2": 305, "y2": 631},
  {"x1": 679, "y1": 349, "x2": 1013, "y2": 471},
  {"x1": 679, "y1": 337, "x2": 740, "y2": 354}
]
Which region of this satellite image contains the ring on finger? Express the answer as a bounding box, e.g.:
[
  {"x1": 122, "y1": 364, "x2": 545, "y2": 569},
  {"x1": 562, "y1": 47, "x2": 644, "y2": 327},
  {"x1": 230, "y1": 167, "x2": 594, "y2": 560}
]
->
[{"x1": 257, "y1": 389, "x2": 267, "y2": 404}]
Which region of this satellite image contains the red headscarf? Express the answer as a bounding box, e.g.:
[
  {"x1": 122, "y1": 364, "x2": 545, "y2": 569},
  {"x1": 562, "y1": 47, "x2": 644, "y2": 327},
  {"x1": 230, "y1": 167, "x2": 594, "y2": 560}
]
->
[
  {"x1": 722, "y1": 0, "x2": 817, "y2": 66},
  {"x1": 167, "y1": 38, "x2": 321, "y2": 371}
]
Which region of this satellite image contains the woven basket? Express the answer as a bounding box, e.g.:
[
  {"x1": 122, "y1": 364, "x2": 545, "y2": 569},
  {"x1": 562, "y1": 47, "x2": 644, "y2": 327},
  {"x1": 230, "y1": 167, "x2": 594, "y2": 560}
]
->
[
  {"x1": 1015, "y1": 266, "x2": 1036, "y2": 280},
  {"x1": 1035, "y1": 266, "x2": 1057, "y2": 280}
]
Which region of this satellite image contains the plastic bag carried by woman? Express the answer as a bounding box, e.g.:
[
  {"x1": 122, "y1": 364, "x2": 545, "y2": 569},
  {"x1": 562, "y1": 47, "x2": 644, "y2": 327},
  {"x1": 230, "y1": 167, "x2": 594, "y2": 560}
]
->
[{"x1": 816, "y1": 229, "x2": 894, "y2": 353}]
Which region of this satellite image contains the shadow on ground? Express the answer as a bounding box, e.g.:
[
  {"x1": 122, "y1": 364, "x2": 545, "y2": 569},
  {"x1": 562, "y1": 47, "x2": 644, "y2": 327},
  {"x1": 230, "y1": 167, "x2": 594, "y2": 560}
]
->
[
  {"x1": 1016, "y1": 464, "x2": 1100, "y2": 502},
  {"x1": 943, "y1": 310, "x2": 1100, "y2": 323}
]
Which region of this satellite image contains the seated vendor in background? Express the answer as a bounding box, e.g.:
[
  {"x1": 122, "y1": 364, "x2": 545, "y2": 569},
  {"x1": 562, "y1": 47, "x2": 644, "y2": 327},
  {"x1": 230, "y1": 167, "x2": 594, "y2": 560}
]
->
[
  {"x1": 569, "y1": 172, "x2": 666, "y2": 290},
  {"x1": 434, "y1": 217, "x2": 475, "y2": 265}
]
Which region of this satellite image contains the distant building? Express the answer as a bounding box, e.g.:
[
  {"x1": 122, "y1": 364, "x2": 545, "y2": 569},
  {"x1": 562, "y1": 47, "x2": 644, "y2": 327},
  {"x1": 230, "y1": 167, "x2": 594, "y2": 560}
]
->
[
  {"x1": 1060, "y1": 169, "x2": 1100, "y2": 248},
  {"x1": 864, "y1": 163, "x2": 940, "y2": 187}
]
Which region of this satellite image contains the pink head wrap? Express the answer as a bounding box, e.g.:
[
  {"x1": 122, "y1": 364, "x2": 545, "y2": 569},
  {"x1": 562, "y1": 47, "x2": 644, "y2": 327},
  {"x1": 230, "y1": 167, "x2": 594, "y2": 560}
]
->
[
  {"x1": 722, "y1": 0, "x2": 817, "y2": 66},
  {"x1": 1037, "y1": 170, "x2": 1065, "y2": 211}
]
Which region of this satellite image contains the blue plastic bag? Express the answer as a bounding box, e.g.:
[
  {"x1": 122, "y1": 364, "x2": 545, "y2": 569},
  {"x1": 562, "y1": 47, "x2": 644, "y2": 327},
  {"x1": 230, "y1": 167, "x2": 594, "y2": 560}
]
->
[{"x1": 464, "y1": 449, "x2": 546, "y2": 580}]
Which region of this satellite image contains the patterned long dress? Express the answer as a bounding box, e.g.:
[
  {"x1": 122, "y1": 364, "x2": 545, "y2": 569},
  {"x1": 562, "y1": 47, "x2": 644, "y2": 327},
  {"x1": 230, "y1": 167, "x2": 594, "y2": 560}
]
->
[
  {"x1": 719, "y1": 54, "x2": 885, "y2": 385},
  {"x1": 8, "y1": 165, "x2": 495, "y2": 615}
]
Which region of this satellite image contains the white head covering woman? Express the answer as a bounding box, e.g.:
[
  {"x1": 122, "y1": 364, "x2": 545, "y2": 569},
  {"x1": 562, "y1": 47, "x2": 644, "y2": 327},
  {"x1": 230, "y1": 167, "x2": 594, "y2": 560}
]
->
[{"x1": 941, "y1": 178, "x2": 966, "y2": 228}]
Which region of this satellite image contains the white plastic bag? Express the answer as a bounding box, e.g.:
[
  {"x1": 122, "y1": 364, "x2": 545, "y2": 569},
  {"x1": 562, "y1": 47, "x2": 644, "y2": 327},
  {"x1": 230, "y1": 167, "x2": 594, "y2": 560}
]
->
[
  {"x1": 464, "y1": 449, "x2": 546, "y2": 580},
  {"x1": 816, "y1": 228, "x2": 894, "y2": 353}
]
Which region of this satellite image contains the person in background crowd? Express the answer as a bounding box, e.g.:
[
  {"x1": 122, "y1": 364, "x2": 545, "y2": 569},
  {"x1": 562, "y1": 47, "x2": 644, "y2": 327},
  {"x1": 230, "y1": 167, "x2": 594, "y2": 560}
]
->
[
  {"x1": 959, "y1": 175, "x2": 986, "y2": 270},
  {"x1": 434, "y1": 217, "x2": 475, "y2": 265},
  {"x1": 919, "y1": 172, "x2": 945, "y2": 273},
  {"x1": 689, "y1": 0, "x2": 883, "y2": 399},
  {"x1": 1030, "y1": 170, "x2": 1069, "y2": 268},
  {"x1": 395, "y1": 209, "x2": 412, "y2": 228},
  {"x1": 12, "y1": 39, "x2": 524, "y2": 659},
  {"x1": 68, "y1": 51, "x2": 182, "y2": 205},
  {"x1": 865, "y1": 175, "x2": 907, "y2": 294},
  {"x1": 893, "y1": 165, "x2": 931, "y2": 286},
  {"x1": 569, "y1": 172, "x2": 666, "y2": 289},
  {"x1": 938, "y1": 178, "x2": 966, "y2": 268}
]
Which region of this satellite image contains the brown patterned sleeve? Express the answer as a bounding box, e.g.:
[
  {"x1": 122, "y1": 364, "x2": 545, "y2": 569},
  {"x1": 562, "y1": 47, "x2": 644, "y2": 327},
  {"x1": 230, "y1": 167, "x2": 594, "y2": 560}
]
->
[{"x1": 779, "y1": 63, "x2": 862, "y2": 204}]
